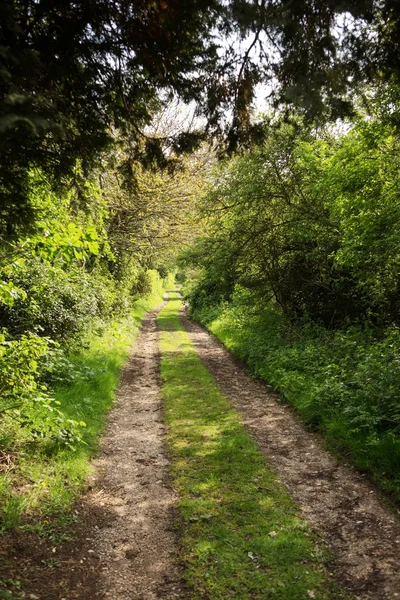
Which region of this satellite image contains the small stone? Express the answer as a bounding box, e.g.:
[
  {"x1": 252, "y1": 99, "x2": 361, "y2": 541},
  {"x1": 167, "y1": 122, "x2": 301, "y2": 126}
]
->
[{"x1": 126, "y1": 548, "x2": 139, "y2": 560}]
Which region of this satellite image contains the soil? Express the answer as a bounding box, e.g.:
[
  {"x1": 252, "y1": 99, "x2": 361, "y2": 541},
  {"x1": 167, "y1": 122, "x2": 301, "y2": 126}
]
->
[
  {"x1": 179, "y1": 306, "x2": 400, "y2": 600},
  {"x1": 83, "y1": 301, "x2": 183, "y2": 600},
  {"x1": 2, "y1": 298, "x2": 400, "y2": 600}
]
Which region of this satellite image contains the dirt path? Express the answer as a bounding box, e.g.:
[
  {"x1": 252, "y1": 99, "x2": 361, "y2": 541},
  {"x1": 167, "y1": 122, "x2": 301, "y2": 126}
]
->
[
  {"x1": 179, "y1": 307, "x2": 400, "y2": 600},
  {"x1": 4, "y1": 299, "x2": 400, "y2": 600},
  {"x1": 80, "y1": 302, "x2": 184, "y2": 600}
]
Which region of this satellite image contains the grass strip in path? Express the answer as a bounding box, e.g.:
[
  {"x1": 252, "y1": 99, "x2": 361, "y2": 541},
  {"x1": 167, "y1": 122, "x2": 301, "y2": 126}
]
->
[{"x1": 158, "y1": 292, "x2": 347, "y2": 600}]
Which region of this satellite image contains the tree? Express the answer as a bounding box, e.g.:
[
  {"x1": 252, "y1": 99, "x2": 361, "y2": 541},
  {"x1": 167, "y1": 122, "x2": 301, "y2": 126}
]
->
[
  {"x1": 0, "y1": 0, "x2": 218, "y2": 236},
  {"x1": 102, "y1": 136, "x2": 211, "y2": 277},
  {"x1": 2, "y1": 0, "x2": 400, "y2": 239}
]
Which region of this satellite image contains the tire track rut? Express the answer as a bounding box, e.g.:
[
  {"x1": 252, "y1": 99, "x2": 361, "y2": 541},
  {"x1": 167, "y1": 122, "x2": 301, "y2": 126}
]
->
[{"x1": 83, "y1": 302, "x2": 183, "y2": 600}]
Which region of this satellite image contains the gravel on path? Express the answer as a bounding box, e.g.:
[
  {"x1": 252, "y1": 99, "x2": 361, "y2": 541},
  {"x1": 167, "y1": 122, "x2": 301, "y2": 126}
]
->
[{"x1": 82, "y1": 301, "x2": 184, "y2": 600}]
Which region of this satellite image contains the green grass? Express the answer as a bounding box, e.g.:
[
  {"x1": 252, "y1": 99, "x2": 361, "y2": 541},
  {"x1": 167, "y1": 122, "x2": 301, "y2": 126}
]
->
[
  {"x1": 0, "y1": 287, "x2": 166, "y2": 535},
  {"x1": 158, "y1": 292, "x2": 347, "y2": 600}
]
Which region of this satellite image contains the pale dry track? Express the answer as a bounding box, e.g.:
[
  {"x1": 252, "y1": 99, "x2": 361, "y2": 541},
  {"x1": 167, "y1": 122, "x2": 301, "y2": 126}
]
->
[{"x1": 85, "y1": 300, "x2": 183, "y2": 600}]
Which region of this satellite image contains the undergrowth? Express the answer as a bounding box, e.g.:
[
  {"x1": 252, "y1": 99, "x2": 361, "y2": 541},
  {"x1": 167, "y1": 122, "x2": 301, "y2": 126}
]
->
[
  {"x1": 0, "y1": 280, "x2": 170, "y2": 534},
  {"x1": 158, "y1": 291, "x2": 347, "y2": 600},
  {"x1": 190, "y1": 287, "x2": 400, "y2": 503}
]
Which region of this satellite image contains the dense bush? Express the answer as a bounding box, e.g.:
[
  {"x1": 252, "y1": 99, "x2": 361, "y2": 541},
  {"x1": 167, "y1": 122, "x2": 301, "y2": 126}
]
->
[
  {"x1": 185, "y1": 118, "x2": 400, "y2": 327},
  {"x1": 0, "y1": 261, "x2": 113, "y2": 342},
  {"x1": 0, "y1": 330, "x2": 86, "y2": 448}
]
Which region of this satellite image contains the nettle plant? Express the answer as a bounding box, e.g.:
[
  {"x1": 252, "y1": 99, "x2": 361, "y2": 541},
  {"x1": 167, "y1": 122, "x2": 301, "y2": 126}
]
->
[{"x1": 0, "y1": 331, "x2": 86, "y2": 450}]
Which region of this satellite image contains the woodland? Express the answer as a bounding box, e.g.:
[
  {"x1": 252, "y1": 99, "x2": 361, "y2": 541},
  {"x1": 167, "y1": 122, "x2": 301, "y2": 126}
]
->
[{"x1": 2, "y1": 0, "x2": 400, "y2": 568}]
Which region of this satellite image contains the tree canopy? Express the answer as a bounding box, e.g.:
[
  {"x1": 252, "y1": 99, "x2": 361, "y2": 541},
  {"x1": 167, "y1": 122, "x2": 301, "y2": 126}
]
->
[{"x1": 2, "y1": 0, "x2": 400, "y2": 236}]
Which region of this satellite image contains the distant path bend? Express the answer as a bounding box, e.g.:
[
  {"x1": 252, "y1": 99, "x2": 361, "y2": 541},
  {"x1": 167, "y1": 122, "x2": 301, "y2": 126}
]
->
[{"x1": 179, "y1": 306, "x2": 400, "y2": 600}]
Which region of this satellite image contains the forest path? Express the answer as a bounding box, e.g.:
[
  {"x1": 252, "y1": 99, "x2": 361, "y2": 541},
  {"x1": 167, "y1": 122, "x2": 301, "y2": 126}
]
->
[
  {"x1": 74, "y1": 300, "x2": 184, "y2": 600},
  {"x1": 180, "y1": 304, "x2": 400, "y2": 600},
  {"x1": 6, "y1": 296, "x2": 400, "y2": 600}
]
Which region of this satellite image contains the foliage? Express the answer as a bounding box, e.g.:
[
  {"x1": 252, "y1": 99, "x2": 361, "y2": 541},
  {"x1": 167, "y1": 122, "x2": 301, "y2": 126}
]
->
[
  {"x1": 0, "y1": 330, "x2": 49, "y2": 413},
  {"x1": 3, "y1": 0, "x2": 400, "y2": 237},
  {"x1": 103, "y1": 140, "x2": 210, "y2": 276},
  {"x1": 0, "y1": 330, "x2": 86, "y2": 449},
  {"x1": 0, "y1": 0, "x2": 213, "y2": 236},
  {"x1": 0, "y1": 261, "x2": 115, "y2": 342},
  {"x1": 0, "y1": 280, "x2": 26, "y2": 308},
  {"x1": 185, "y1": 115, "x2": 400, "y2": 327},
  {"x1": 0, "y1": 271, "x2": 169, "y2": 532},
  {"x1": 0, "y1": 154, "x2": 185, "y2": 343},
  {"x1": 324, "y1": 121, "x2": 400, "y2": 321}
]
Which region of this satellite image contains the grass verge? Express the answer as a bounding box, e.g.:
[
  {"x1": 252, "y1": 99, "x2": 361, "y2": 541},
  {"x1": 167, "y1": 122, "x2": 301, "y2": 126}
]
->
[
  {"x1": 0, "y1": 287, "x2": 166, "y2": 535},
  {"x1": 158, "y1": 292, "x2": 347, "y2": 600},
  {"x1": 190, "y1": 293, "x2": 400, "y2": 503}
]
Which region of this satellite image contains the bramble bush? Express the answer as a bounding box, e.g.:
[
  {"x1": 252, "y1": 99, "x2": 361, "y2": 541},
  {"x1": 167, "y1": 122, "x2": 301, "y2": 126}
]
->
[{"x1": 0, "y1": 331, "x2": 86, "y2": 450}]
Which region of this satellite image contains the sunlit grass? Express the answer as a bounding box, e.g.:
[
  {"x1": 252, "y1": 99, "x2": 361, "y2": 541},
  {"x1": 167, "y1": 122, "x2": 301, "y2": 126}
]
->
[{"x1": 158, "y1": 292, "x2": 347, "y2": 600}]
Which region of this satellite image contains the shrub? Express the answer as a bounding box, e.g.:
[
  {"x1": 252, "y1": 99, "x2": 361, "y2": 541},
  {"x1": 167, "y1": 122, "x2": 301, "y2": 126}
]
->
[
  {"x1": 0, "y1": 330, "x2": 85, "y2": 450},
  {"x1": 0, "y1": 260, "x2": 114, "y2": 342}
]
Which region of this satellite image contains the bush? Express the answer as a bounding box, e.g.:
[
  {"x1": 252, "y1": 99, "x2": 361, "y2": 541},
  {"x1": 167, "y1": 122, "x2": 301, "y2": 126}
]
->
[
  {"x1": 132, "y1": 270, "x2": 153, "y2": 298},
  {"x1": 0, "y1": 260, "x2": 116, "y2": 342},
  {"x1": 0, "y1": 330, "x2": 85, "y2": 449}
]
